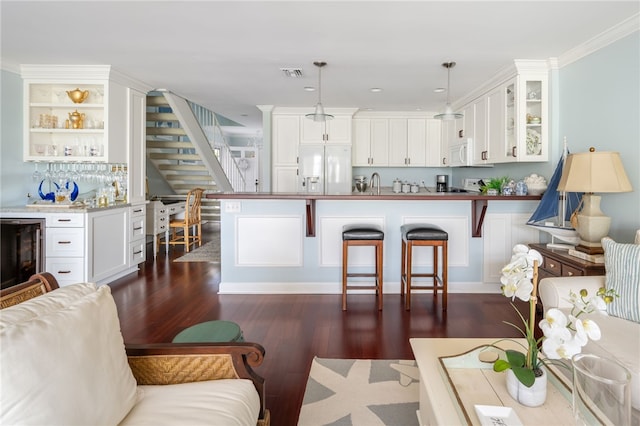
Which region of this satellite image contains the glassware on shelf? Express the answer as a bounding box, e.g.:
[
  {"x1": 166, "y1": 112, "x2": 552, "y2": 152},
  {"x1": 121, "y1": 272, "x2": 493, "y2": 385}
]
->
[{"x1": 31, "y1": 163, "x2": 42, "y2": 182}]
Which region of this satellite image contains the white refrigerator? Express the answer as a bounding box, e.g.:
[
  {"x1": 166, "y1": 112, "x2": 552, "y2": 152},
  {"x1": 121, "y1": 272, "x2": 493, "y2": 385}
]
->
[{"x1": 298, "y1": 144, "x2": 352, "y2": 194}]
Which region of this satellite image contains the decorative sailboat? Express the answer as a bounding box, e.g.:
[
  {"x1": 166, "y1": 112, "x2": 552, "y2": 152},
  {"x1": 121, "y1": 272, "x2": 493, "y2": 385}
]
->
[{"x1": 527, "y1": 140, "x2": 583, "y2": 249}]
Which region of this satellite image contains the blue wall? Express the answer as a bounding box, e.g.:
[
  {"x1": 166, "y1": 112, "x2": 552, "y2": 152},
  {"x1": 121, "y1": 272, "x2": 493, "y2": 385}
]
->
[
  {"x1": 0, "y1": 70, "x2": 32, "y2": 207},
  {"x1": 558, "y1": 33, "x2": 640, "y2": 242}
]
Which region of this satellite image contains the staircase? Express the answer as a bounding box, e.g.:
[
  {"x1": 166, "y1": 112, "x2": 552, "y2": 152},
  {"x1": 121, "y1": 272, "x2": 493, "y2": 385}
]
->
[{"x1": 146, "y1": 91, "x2": 246, "y2": 222}]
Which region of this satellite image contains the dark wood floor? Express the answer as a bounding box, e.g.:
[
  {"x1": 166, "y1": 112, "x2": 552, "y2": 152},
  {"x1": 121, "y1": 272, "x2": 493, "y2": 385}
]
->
[{"x1": 109, "y1": 222, "x2": 526, "y2": 426}]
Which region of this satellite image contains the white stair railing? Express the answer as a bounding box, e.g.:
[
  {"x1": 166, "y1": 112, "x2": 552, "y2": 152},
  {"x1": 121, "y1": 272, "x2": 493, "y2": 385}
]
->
[{"x1": 188, "y1": 101, "x2": 246, "y2": 192}]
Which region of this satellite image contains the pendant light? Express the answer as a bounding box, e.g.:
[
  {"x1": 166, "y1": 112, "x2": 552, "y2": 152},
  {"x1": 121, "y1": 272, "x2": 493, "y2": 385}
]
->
[
  {"x1": 306, "y1": 61, "x2": 334, "y2": 122},
  {"x1": 434, "y1": 61, "x2": 463, "y2": 120}
]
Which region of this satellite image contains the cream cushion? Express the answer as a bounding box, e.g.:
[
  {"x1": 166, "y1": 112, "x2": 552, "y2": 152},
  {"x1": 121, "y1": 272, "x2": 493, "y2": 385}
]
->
[
  {"x1": 0, "y1": 285, "x2": 138, "y2": 425},
  {"x1": 0, "y1": 282, "x2": 97, "y2": 328},
  {"x1": 119, "y1": 379, "x2": 260, "y2": 426},
  {"x1": 539, "y1": 276, "x2": 640, "y2": 411}
]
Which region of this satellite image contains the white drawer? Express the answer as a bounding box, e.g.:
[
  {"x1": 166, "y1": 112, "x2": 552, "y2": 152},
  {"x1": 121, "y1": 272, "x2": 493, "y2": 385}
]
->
[
  {"x1": 130, "y1": 217, "x2": 145, "y2": 240},
  {"x1": 129, "y1": 241, "x2": 145, "y2": 265},
  {"x1": 47, "y1": 214, "x2": 84, "y2": 227},
  {"x1": 46, "y1": 257, "x2": 85, "y2": 285},
  {"x1": 46, "y1": 228, "x2": 84, "y2": 256},
  {"x1": 168, "y1": 204, "x2": 185, "y2": 214},
  {"x1": 130, "y1": 205, "x2": 146, "y2": 218}
]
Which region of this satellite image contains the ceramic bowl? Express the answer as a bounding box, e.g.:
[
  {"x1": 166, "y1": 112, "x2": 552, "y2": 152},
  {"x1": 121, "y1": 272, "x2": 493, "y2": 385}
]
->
[{"x1": 527, "y1": 185, "x2": 547, "y2": 196}]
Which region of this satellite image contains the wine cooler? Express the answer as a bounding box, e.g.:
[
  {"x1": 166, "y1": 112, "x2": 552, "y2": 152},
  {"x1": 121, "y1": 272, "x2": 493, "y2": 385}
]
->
[{"x1": 1, "y1": 218, "x2": 45, "y2": 289}]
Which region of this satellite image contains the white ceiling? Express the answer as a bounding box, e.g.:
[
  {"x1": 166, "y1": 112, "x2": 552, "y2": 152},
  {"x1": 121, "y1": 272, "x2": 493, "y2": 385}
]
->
[{"x1": 2, "y1": 1, "x2": 638, "y2": 135}]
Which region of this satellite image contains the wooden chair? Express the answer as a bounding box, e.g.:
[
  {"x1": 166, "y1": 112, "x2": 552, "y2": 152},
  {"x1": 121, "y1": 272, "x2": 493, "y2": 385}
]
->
[
  {"x1": 0, "y1": 272, "x2": 59, "y2": 309},
  {"x1": 165, "y1": 188, "x2": 204, "y2": 252}
]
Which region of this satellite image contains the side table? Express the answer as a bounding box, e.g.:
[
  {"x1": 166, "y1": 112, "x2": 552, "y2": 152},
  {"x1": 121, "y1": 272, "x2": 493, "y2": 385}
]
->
[{"x1": 529, "y1": 243, "x2": 606, "y2": 281}]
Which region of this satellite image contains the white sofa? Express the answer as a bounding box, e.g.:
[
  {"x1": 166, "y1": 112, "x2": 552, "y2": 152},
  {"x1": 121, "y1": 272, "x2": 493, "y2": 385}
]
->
[{"x1": 0, "y1": 273, "x2": 270, "y2": 426}]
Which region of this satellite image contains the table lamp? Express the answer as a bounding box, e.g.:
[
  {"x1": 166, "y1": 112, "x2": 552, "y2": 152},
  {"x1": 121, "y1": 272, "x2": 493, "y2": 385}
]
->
[{"x1": 557, "y1": 147, "x2": 633, "y2": 254}]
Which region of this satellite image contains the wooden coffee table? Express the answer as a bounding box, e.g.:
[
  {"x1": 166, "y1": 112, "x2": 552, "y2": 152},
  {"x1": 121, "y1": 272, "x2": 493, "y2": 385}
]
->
[{"x1": 410, "y1": 338, "x2": 574, "y2": 426}]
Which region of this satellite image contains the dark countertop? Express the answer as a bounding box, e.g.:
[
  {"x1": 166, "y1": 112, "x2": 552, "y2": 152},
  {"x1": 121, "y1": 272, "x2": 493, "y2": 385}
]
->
[{"x1": 206, "y1": 188, "x2": 541, "y2": 201}]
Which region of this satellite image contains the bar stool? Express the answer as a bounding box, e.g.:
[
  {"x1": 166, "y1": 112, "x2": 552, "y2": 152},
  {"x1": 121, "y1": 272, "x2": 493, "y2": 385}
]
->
[
  {"x1": 342, "y1": 224, "x2": 384, "y2": 311},
  {"x1": 400, "y1": 223, "x2": 448, "y2": 311}
]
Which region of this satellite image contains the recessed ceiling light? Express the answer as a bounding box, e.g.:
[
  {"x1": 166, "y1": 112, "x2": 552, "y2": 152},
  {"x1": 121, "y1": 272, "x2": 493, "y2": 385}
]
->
[
  {"x1": 434, "y1": 88, "x2": 446, "y2": 93},
  {"x1": 370, "y1": 88, "x2": 383, "y2": 93},
  {"x1": 304, "y1": 86, "x2": 316, "y2": 92}
]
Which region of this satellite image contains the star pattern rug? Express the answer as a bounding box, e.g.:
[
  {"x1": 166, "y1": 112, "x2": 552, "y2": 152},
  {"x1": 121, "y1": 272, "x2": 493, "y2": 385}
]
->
[{"x1": 297, "y1": 357, "x2": 420, "y2": 426}]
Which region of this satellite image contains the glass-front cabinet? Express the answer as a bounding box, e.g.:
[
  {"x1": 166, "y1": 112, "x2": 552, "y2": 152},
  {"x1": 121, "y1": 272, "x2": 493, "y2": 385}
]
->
[
  {"x1": 510, "y1": 61, "x2": 549, "y2": 162},
  {"x1": 21, "y1": 65, "x2": 130, "y2": 164}
]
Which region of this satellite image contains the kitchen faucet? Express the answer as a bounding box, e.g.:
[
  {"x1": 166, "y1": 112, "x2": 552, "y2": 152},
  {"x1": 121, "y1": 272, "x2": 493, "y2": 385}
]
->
[{"x1": 370, "y1": 172, "x2": 381, "y2": 195}]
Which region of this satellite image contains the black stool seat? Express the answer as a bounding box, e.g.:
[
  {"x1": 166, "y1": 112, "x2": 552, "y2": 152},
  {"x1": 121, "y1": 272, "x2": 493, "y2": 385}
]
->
[
  {"x1": 401, "y1": 224, "x2": 448, "y2": 241},
  {"x1": 342, "y1": 225, "x2": 384, "y2": 241}
]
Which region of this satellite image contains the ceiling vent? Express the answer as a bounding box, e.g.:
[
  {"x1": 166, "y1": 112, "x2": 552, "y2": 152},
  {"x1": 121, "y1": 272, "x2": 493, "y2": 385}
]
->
[{"x1": 280, "y1": 68, "x2": 304, "y2": 78}]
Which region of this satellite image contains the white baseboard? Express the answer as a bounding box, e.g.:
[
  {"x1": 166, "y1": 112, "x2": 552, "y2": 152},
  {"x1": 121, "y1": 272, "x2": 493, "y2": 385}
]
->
[{"x1": 218, "y1": 281, "x2": 502, "y2": 294}]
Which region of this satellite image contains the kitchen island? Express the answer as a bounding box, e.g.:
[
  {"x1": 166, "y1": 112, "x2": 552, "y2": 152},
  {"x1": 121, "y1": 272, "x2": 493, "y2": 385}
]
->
[{"x1": 207, "y1": 190, "x2": 542, "y2": 294}]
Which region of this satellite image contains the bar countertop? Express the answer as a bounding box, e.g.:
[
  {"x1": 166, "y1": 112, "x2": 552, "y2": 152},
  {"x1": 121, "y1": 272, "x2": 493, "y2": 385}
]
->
[
  {"x1": 206, "y1": 188, "x2": 542, "y2": 201},
  {"x1": 207, "y1": 188, "x2": 541, "y2": 238}
]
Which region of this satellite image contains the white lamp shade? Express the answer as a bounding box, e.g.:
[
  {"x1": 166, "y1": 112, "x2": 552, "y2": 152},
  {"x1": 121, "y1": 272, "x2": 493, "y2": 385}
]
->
[{"x1": 558, "y1": 150, "x2": 633, "y2": 193}]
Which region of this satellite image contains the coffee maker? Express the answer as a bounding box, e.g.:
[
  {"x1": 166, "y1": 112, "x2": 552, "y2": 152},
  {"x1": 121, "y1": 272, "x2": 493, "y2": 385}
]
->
[{"x1": 436, "y1": 175, "x2": 448, "y2": 192}]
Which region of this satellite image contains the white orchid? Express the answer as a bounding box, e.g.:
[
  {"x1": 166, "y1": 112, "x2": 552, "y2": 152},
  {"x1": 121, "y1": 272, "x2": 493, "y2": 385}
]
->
[
  {"x1": 495, "y1": 245, "x2": 616, "y2": 385},
  {"x1": 537, "y1": 288, "x2": 612, "y2": 360}
]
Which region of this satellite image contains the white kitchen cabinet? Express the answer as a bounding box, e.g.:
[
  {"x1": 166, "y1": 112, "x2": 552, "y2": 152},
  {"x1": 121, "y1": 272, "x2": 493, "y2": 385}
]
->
[
  {"x1": 425, "y1": 119, "x2": 442, "y2": 167},
  {"x1": 45, "y1": 213, "x2": 86, "y2": 286},
  {"x1": 21, "y1": 65, "x2": 150, "y2": 164},
  {"x1": 439, "y1": 119, "x2": 455, "y2": 167},
  {"x1": 352, "y1": 118, "x2": 389, "y2": 166},
  {"x1": 459, "y1": 60, "x2": 549, "y2": 165},
  {"x1": 272, "y1": 114, "x2": 300, "y2": 166},
  {"x1": 388, "y1": 118, "x2": 430, "y2": 167},
  {"x1": 127, "y1": 88, "x2": 147, "y2": 204},
  {"x1": 272, "y1": 114, "x2": 300, "y2": 192},
  {"x1": 472, "y1": 96, "x2": 488, "y2": 165},
  {"x1": 388, "y1": 119, "x2": 409, "y2": 166},
  {"x1": 300, "y1": 115, "x2": 351, "y2": 144},
  {"x1": 486, "y1": 84, "x2": 509, "y2": 164},
  {"x1": 128, "y1": 205, "x2": 146, "y2": 266},
  {"x1": 87, "y1": 208, "x2": 129, "y2": 283},
  {"x1": 511, "y1": 64, "x2": 549, "y2": 162}
]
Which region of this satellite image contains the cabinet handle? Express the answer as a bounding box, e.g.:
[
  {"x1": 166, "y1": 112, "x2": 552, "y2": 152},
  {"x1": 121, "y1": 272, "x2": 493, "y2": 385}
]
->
[
  {"x1": 57, "y1": 219, "x2": 71, "y2": 222},
  {"x1": 133, "y1": 209, "x2": 143, "y2": 213},
  {"x1": 159, "y1": 217, "x2": 166, "y2": 221},
  {"x1": 58, "y1": 241, "x2": 72, "y2": 244},
  {"x1": 57, "y1": 270, "x2": 72, "y2": 274},
  {"x1": 133, "y1": 250, "x2": 143, "y2": 255},
  {"x1": 133, "y1": 226, "x2": 143, "y2": 231},
  {"x1": 512, "y1": 146, "x2": 517, "y2": 157},
  {"x1": 442, "y1": 157, "x2": 447, "y2": 165}
]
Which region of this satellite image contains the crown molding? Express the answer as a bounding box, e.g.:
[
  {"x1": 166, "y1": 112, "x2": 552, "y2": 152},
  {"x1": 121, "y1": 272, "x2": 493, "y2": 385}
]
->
[{"x1": 559, "y1": 13, "x2": 640, "y2": 68}]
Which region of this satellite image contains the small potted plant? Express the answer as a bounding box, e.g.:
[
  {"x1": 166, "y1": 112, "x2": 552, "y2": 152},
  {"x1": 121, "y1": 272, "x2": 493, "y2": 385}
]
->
[{"x1": 480, "y1": 177, "x2": 508, "y2": 195}]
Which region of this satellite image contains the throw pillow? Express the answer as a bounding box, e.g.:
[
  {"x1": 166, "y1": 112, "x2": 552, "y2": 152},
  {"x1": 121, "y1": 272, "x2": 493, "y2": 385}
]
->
[{"x1": 602, "y1": 237, "x2": 640, "y2": 323}]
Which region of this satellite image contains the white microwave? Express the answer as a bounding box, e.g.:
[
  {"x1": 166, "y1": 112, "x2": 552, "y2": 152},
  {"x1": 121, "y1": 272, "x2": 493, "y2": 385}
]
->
[{"x1": 448, "y1": 138, "x2": 473, "y2": 167}]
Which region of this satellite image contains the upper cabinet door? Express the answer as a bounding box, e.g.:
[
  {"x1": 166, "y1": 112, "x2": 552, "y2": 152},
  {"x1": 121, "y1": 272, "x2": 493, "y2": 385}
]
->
[
  {"x1": 300, "y1": 115, "x2": 351, "y2": 144},
  {"x1": 369, "y1": 119, "x2": 389, "y2": 166},
  {"x1": 406, "y1": 119, "x2": 427, "y2": 167},
  {"x1": 272, "y1": 114, "x2": 300, "y2": 165},
  {"x1": 388, "y1": 118, "x2": 408, "y2": 166}
]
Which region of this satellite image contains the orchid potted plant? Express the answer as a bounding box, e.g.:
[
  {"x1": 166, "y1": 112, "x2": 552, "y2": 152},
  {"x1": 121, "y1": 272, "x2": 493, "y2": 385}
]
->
[{"x1": 492, "y1": 244, "x2": 616, "y2": 406}]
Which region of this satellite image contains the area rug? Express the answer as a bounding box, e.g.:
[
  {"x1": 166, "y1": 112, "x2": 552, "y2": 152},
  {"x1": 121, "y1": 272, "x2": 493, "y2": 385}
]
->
[
  {"x1": 298, "y1": 357, "x2": 419, "y2": 426},
  {"x1": 173, "y1": 240, "x2": 220, "y2": 263}
]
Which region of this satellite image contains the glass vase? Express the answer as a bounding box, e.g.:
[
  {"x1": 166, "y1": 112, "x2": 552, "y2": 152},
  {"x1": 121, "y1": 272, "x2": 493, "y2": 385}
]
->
[
  {"x1": 572, "y1": 353, "x2": 631, "y2": 426},
  {"x1": 506, "y1": 368, "x2": 547, "y2": 407}
]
